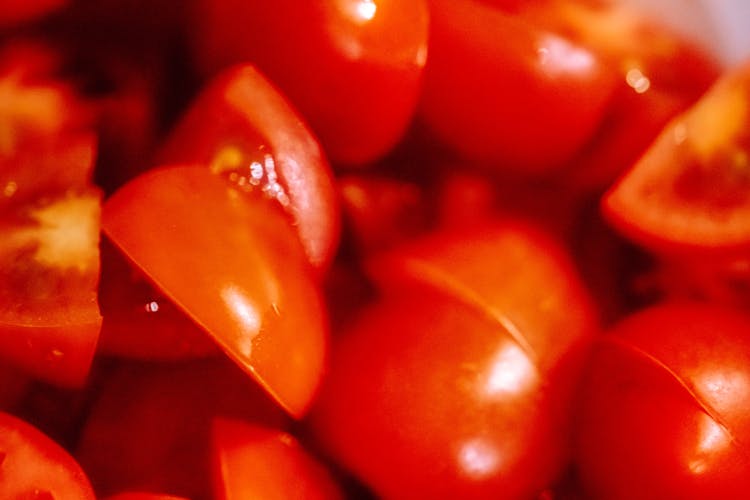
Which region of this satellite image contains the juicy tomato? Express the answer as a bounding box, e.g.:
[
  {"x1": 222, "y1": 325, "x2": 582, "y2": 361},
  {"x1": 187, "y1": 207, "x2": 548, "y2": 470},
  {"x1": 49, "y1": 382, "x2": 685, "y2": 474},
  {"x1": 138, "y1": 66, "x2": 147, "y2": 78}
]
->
[
  {"x1": 97, "y1": 238, "x2": 218, "y2": 360},
  {"x1": 0, "y1": 0, "x2": 66, "y2": 27},
  {"x1": 575, "y1": 302, "x2": 750, "y2": 499},
  {"x1": 102, "y1": 165, "x2": 329, "y2": 417},
  {"x1": 604, "y1": 61, "x2": 750, "y2": 255},
  {"x1": 76, "y1": 359, "x2": 288, "y2": 499},
  {"x1": 212, "y1": 418, "x2": 343, "y2": 500},
  {"x1": 311, "y1": 222, "x2": 597, "y2": 498},
  {"x1": 0, "y1": 410, "x2": 95, "y2": 499},
  {"x1": 158, "y1": 64, "x2": 339, "y2": 273},
  {"x1": 190, "y1": 0, "x2": 429, "y2": 166},
  {"x1": 0, "y1": 45, "x2": 102, "y2": 388},
  {"x1": 419, "y1": 0, "x2": 617, "y2": 173}
]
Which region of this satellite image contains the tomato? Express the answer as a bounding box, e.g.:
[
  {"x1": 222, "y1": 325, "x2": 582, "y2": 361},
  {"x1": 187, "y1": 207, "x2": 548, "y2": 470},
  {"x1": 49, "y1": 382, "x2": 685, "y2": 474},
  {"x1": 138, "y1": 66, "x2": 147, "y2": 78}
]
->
[
  {"x1": 191, "y1": 0, "x2": 429, "y2": 166},
  {"x1": 97, "y1": 238, "x2": 218, "y2": 360},
  {"x1": 420, "y1": 0, "x2": 617, "y2": 173},
  {"x1": 0, "y1": 410, "x2": 95, "y2": 499},
  {"x1": 575, "y1": 302, "x2": 750, "y2": 499},
  {"x1": 102, "y1": 165, "x2": 329, "y2": 417},
  {"x1": 604, "y1": 61, "x2": 750, "y2": 255},
  {"x1": 76, "y1": 359, "x2": 288, "y2": 499},
  {"x1": 157, "y1": 64, "x2": 339, "y2": 273},
  {"x1": 0, "y1": 46, "x2": 102, "y2": 388},
  {"x1": 311, "y1": 222, "x2": 597, "y2": 498},
  {"x1": 212, "y1": 418, "x2": 343, "y2": 500}
]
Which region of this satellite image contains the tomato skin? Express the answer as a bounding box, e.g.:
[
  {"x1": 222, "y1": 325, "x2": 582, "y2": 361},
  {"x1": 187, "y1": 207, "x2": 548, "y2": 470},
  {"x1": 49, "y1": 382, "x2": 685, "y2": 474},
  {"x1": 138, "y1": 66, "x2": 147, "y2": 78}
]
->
[
  {"x1": 102, "y1": 165, "x2": 329, "y2": 417},
  {"x1": 0, "y1": 411, "x2": 95, "y2": 499},
  {"x1": 576, "y1": 303, "x2": 750, "y2": 500},
  {"x1": 212, "y1": 418, "x2": 343, "y2": 500},
  {"x1": 191, "y1": 0, "x2": 429, "y2": 166},
  {"x1": 603, "y1": 61, "x2": 750, "y2": 255},
  {"x1": 311, "y1": 223, "x2": 597, "y2": 499},
  {"x1": 158, "y1": 64, "x2": 339, "y2": 273},
  {"x1": 76, "y1": 359, "x2": 288, "y2": 499},
  {"x1": 0, "y1": 0, "x2": 66, "y2": 27},
  {"x1": 420, "y1": 0, "x2": 616, "y2": 173}
]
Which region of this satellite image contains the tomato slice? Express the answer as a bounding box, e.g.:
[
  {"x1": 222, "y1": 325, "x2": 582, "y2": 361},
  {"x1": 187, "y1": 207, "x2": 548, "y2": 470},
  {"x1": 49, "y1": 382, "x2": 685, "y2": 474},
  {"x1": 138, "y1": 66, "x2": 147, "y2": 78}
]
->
[
  {"x1": 0, "y1": 411, "x2": 95, "y2": 499},
  {"x1": 212, "y1": 418, "x2": 343, "y2": 500},
  {"x1": 603, "y1": 61, "x2": 750, "y2": 254},
  {"x1": 102, "y1": 165, "x2": 329, "y2": 416},
  {"x1": 76, "y1": 359, "x2": 288, "y2": 498},
  {"x1": 191, "y1": 0, "x2": 429, "y2": 166},
  {"x1": 420, "y1": 0, "x2": 616, "y2": 172},
  {"x1": 158, "y1": 64, "x2": 339, "y2": 273}
]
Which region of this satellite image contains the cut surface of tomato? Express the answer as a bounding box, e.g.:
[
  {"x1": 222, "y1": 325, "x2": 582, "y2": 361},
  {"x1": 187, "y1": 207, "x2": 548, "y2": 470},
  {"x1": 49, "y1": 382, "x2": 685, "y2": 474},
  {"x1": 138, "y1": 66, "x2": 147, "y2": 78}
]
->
[
  {"x1": 0, "y1": 410, "x2": 95, "y2": 499},
  {"x1": 604, "y1": 61, "x2": 750, "y2": 254},
  {"x1": 102, "y1": 165, "x2": 329, "y2": 417}
]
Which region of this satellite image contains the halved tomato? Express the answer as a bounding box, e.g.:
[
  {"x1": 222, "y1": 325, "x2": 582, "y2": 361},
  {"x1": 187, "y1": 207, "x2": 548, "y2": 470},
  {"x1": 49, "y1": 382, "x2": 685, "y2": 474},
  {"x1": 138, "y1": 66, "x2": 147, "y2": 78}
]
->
[
  {"x1": 102, "y1": 165, "x2": 329, "y2": 417},
  {"x1": 0, "y1": 410, "x2": 95, "y2": 499},
  {"x1": 158, "y1": 64, "x2": 339, "y2": 273}
]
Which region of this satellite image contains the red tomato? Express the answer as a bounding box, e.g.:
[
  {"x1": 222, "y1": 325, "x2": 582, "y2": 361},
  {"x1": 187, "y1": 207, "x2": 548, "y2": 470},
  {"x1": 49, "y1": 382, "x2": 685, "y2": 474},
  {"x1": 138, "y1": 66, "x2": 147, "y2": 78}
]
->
[
  {"x1": 420, "y1": 0, "x2": 616, "y2": 173},
  {"x1": 97, "y1": 238, "x2": 218, "y2": 360},
  {"x1": 575, "y1": 302, "x2": 750, "y2": 499},
  {"x1": 102, "y1": 165, "x2": 329, "y2": 417},
  {"x1": 76, "y1": 359, "x2": 288, "y2": 499},
  {"x1": 0, "y1": 410, "x2": 95, "y2": 499},
  {"x1": 311, "y1": 222, "x2": 597, "y2": 498},
  {"x1": 212, "y1": 418, "x2": 343, "y2": 500},
  {"x1": 604, "y1": 61, "x2": 750, "y2": 255},
  {"x1": 158, "y1": 64, "x2": 340, "y2": 273},
  {"x1": 190, "y1": 0, "x2": 429, "y2": 166}
]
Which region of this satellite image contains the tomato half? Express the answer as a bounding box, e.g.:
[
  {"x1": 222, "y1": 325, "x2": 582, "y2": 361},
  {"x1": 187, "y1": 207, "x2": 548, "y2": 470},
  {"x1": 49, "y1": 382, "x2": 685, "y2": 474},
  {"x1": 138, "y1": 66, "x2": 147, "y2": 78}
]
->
[
  {"x1": 102, "y1": 165, "x2": 329, "y2": 417},
  {"x1": 191, "y1": 0, "x2": 429, "y2": 166},
  {"x1": 420, "y1": 0, "x2": 616, "y2": 173},
  {"x1": 311, "y1": 222, "x2": 597, "y2": 498},
  {"x1": 212, "y1": 418, "x2": 343, "y2": 500},
  {"x1": 604, "y1": 61, "x2": 750, "y2": 255},
  {"x1": 576, "y1": 302, "x2": 750, "y2": 499},
  {"x1": 0, "y1": 410, "x2": 95, "y2": 499},
  {"x1": 158, "y1": 64, "x2": 339, "y2": 273}
]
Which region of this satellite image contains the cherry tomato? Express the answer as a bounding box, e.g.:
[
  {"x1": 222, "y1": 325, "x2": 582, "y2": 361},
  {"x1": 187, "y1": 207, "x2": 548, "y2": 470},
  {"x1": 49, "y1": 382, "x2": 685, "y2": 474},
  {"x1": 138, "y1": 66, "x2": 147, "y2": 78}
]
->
[
  {"x1": 212, "y1": 418, "x2": 343, "y2": 500},
  {"x1": 604, "y1": 60, "x2": 750, "y2": 255},
  {"x1": 575, "y1": 302, "x2": 750, "y2": 499},
  {"x1": 311, "y1": 222, "x2": 597, "y2": 498},
  {"x1": 0, "y1": 410, "x2": 95, "y2": 499},
  {"x1": 102, "y1": 165, "x2": 329, "y2": 417},
  {"x1": 158, "y1": 64, "x2": 340, "y2": 272},
  {"x1": 191, "y1": 0, "x2": 429, "y2": 166},
  {"x1": 76, "y1": 359, "x2": 288, "y2": 499},
  {"x1": 420, "y1": 0, "x2": 617, "y2": 173}
]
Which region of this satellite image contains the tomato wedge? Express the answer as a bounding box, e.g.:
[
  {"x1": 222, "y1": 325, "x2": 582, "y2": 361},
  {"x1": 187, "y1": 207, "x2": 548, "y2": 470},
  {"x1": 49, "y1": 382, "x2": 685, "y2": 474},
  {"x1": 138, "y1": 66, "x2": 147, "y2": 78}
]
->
[
  {"x1": 102, "y1": 165, "x2": 329, "y2": 416},
  {"x1": 212, "y1": 418, "x2": 343, "y2": 500},
  {"x1": 158, "y1": 64, "x2": 339, "y2": 273},
  {"x1": 604, "y1": 61, "x2": 750, "y2": 254},
  {"x1": 0, "y1": 411, "x2": 95, "y2": 499}
]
